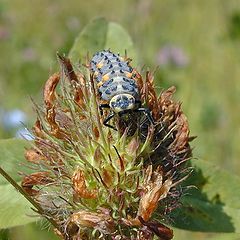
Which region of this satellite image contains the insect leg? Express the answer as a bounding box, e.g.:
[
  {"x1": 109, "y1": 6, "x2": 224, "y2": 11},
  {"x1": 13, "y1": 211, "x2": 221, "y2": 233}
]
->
[
  {"x1": 99, "y1": 103, "x2": 110, "y2": 115},
  {"x1": 135, "y1": 107, "x2": 155, "y2": 125},
  {"x1": 135, "y1": 100, "x2": 142, "y2": 107},
  {"x1": 103, "y1": 112, "x2": 117, "y2": 130}
]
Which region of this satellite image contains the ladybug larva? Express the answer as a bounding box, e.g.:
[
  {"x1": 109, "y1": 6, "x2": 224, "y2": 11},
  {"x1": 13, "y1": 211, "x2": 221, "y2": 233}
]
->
[{"x1": 90, "y1": 49, "x2": 154, "y2": 129}]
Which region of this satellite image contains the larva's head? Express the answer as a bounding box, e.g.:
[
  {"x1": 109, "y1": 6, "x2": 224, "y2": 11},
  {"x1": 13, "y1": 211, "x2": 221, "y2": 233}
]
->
[{"x1": 109, "y1": 94, "x2": 136, "y2": 113}]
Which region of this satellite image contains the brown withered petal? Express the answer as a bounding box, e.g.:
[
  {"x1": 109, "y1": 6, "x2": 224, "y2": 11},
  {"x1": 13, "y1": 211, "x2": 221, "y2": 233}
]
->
[
  {"x1": 93, "y1": 146, "x2": 103, "y2": 163},
  {"x1": 93, "y1": 126, "x2": 100, "y2": 139},
  {"x1": 46, "y1": 106, "x2": 70, "y2": 140},
  {"x1": 135, "y1": 70, "x2": 144, "y2": 93},
  {"x1": 57, "y1": 54, "x2": 78, "y2": 83},
  {"x1": 22, "y1": 172, "x2": 53, "y2": 187},
  {"x1": 32, "y1": 119, "x2": 44, "y2": 138},
  {"x1": 136, "y1": 70, "x2": 159, "y2": 121},
  {"x1": 102, "y1": 168, "x2": 113, "y2": 187},
  {"x1": 66, "y1": 210, "x2": 115, "y2": 236},
  {"x1": 144, "y1": 72, "x2": 159, "y2": 118},
  {"x1": 137, "y1": 166, "x2": 173, "y2": 221},
  {"x1": 55, "y1": 110, "x2": 73, "y2": 129},
  {"x1": 72, "y1": 168, "x2": 97, "y2": 199},
  {"x1": 22, "y1": 171, "x2": 54, "y2": 196},
  {"x1": 73, "y1": 75, "x2": 86, "y2": 109},
  {"x1": 158, "y1": 86, "x2": 176, "y2": 108},
  {"x1": 58, "y1": 55, "x2": 86, "y2": 109},
  {"x1": 170, "y1": 113, "x2": 190, "y2": 153},
  {"x1": 24, "y1": 148, "x2": 46, "y2": 163},
  {"x1": 126, "y1": 137, "x2": 140, "y2": 157},
  {"x1": 44, "y1": 73, "x2": 60, "y2": 109}
]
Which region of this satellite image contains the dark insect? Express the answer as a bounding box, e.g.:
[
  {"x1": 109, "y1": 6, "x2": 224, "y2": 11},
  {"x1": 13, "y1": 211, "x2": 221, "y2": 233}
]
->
[{"x1": 90, "y1": 49, "x2": 154, "y2": 130}]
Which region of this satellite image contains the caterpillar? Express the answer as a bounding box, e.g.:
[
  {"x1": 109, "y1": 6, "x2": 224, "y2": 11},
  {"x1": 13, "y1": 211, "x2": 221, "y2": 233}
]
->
[{"x1": 90, "y1": 49, "x2": 154, "y2": 129}]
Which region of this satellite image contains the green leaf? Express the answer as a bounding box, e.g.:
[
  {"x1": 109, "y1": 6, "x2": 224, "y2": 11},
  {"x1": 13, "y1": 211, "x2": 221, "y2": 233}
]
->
[
  {"x1": 0, "y1": 139, "x2": 36, "y2": 228},
  {"x1": 206, "y1": 233, "x2": 240, "y2": 240},
  {"x1": 0, "y1": 138, "x2": 31, "y2": 184},
  {"x1": 0, "y1": 182, "x2": 37, "y2": 229},
  {"x1": 68, "y1": 17, "x2": 136, "y2": 64},
  {"x1": 8, "y1": 221, "x2": 60, "y2": 240},
  {"x1": 173, "y1": 228, "x2": 240, "y2": 240},
  {"x1": 172, "y1": 159, "x2": 240, "y2": 233}
]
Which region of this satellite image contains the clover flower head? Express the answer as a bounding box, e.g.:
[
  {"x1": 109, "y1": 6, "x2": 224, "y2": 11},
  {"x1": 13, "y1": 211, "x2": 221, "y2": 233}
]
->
[{"x1": 21, "y1": 53, "x2": 192, "y2": 240}]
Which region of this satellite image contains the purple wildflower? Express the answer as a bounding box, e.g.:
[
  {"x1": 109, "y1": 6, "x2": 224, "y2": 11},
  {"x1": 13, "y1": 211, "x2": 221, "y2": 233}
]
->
[{"x1": 156, "y1": 45, "x2": 189, "y2": 68}]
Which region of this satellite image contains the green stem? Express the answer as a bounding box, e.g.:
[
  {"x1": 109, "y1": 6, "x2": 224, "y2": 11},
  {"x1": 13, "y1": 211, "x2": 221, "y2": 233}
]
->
[{"x1": 0, "y1": 166, "x2": 60, "y2": 230}]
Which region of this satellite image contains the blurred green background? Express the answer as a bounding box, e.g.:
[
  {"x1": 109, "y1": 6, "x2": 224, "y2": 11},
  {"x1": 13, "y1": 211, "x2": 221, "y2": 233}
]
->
[{"x1": 0, "y1": 0, "x2": 239, "y2": 239}]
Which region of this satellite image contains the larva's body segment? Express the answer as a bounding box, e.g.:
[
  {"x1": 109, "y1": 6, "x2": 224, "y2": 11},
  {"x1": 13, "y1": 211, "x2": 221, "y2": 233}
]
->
[
  {"x1": 90, "y1": 50, "x2": 139, "y2": 101},
  {"x1": 90, "y1": 50, "x2": 153, "y2": 129}
]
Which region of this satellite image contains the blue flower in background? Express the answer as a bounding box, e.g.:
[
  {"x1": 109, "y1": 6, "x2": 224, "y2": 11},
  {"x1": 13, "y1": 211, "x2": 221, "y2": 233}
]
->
[
  {"x1": 15, "y1": 127, "x2": 34, "y2": 140},
  {"x1": 2, "y1": 109, "x2": 27, "y2": 130}
]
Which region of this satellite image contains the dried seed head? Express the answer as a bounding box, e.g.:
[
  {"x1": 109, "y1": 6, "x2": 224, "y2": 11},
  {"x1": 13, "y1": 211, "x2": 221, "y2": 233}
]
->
[{"x1": 22, "y1": 53, "x2": 193, "y2": 240}]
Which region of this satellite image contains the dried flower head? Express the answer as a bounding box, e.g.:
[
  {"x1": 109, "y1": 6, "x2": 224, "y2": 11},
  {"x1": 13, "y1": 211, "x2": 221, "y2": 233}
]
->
[{"x1": 21, "y1": 51, "x2": 192, "y2": 240}]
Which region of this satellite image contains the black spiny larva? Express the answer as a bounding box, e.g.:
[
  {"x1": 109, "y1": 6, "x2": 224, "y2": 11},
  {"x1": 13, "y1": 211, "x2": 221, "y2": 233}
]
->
[{"x1": 90, "y1": 49, "x2": 154, "y2": 130}]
